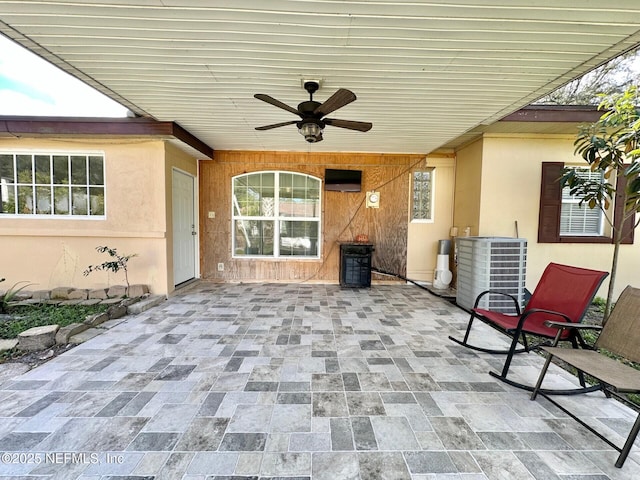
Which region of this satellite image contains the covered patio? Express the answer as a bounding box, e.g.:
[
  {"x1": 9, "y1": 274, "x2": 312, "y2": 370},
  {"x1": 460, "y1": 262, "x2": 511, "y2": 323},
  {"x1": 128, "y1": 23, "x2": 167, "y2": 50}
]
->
[{"x1": 0, "y1": 282, "x2": 638, "y2": 479}]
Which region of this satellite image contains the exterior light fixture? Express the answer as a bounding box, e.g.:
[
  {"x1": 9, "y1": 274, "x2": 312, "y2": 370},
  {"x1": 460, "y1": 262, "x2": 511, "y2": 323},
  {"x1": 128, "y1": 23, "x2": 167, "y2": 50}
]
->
[{"x1": 298, "y1": 121, "x2": 324, "y2": 143}]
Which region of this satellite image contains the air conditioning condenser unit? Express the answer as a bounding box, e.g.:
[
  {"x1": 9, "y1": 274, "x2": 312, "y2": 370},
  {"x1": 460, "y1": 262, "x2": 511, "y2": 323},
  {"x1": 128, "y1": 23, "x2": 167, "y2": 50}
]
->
[{"x1": 456, "y1": 237, "x2": 527, "y2": 314}]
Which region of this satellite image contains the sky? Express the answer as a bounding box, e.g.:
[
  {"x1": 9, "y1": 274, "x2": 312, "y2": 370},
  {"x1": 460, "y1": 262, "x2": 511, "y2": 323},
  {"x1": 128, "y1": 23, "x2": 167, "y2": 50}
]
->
[{"x1": 0, "y1": 35, "x2": 129, "y2": 117}]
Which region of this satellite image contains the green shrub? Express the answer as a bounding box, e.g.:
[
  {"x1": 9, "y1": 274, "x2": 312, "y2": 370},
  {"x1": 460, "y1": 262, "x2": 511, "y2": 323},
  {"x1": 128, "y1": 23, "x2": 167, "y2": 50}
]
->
[{"x1": 0, "y1": 278, "x2": 34, "y2": 314}]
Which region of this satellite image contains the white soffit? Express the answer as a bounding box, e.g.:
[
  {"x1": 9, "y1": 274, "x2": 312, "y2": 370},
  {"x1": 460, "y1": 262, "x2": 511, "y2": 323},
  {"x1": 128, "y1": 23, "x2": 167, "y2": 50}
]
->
[{"x1": 0, "y1": 1, "x2": 639, "y2": 154}]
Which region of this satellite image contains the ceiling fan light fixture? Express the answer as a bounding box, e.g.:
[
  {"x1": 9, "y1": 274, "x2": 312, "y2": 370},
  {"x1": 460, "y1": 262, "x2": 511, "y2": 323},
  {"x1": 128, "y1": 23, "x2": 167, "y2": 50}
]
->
[
  {"x1": 298, "y1": 121, "x2": 323, "y2": 143},
  {"x1": 254, "y1": 83, "x2": 370, "y2": 142}
]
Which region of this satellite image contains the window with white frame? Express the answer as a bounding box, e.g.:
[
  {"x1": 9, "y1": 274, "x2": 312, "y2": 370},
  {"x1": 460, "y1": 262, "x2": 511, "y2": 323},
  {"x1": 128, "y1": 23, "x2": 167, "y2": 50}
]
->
[
  {"x1": 0, "y1": 152, "x2": 105, "y2": 217},
  {"x1": 560, "y1": 167, "x2": 605, "y2": 236},
  {"x1": 232, "y1": 171, "x2": 321, "y2": 258},
  {"x1": 411, "y1": 169, "x2": 434, "y2": 221}
]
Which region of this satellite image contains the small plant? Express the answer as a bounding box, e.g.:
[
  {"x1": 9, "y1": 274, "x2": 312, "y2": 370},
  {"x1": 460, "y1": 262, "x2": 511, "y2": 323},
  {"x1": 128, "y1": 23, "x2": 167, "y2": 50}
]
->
[
  {"x1": 0, "y1": 303, "x2": 109, "y2": 340},
  {"x1": 0, "y1": 278, "x2": 34, "y2": 314},
  {"x1": 84, "y1": 246, "x2": 137, "y2": 290}
]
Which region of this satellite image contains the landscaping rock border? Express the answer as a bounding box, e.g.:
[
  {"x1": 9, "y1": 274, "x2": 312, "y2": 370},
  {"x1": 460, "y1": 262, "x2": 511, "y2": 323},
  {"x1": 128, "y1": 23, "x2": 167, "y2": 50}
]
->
[
  {"x1": 17, "y1": 325, "x2": 59, "y2": 351},
  {"x1": 8, "y1": 284, "x2": 151, "y2": 304},
  {"x1": 0, "y1": 285, "x2": 165, "y2": 357}
]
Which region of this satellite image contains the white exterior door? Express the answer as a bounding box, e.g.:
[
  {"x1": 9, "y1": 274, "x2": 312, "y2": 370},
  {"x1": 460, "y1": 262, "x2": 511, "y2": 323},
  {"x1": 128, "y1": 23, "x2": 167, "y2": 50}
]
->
[{"x1": 172, "y1": 169, "x2": 197, "y2": 285}]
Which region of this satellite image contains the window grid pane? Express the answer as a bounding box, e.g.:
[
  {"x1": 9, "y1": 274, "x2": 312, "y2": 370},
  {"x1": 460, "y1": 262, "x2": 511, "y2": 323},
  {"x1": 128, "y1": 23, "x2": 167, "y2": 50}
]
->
[
  {"x1": 0, "y1": 152, "x2": 105, "y2": 217},
  {"x1": 560, "y1": 168, "x2": 604, "y2": 236},
  {"x1": 53, "y1": 155, "x2": 69, "y2": 184},
  {"x1": 35, "y1": 186, "x2": 52, "y2": 214},
  {"x1": 279, "y1": 220, "x2": 318, "y2": 256},
  {"x1": 89, "y1": 187, "x2": 105, "y2": 215},
  {"x1": 0, "y1": 154, "x2": 15, "y2": 183},
  {"x1": 233, "y1": 219, "x2": 274, "y2": 255},
  {"x1": 0, "y1": 154, "x2": 16, "y2": 214},
  {"x1": 17, "y1": 185, "x2": 34, "y2": 214},
  {"x1": 0, "y1": 184, "x2": 16, "y2": 214},
  {"x1": 35, "y1": 155, "x2": 51, "y2": 185},
  {"x1": 233, "y1": 172, "x2": 275, "y2": 217},
  {"x1": 279, "y1": 172, "x2": 320, "y2": 218},
  {"x1": 54, "y1": 186, "x2": 70, "y2": 215},
  {"x1": 16, "y1": 155, "x2": 33, "y2": 184},
  {"x1": 89, "y1": 156, "x2": 104, "y2": 185},
  {"x1": 71, "y1": 156, "x2": 88, "y2": 185},
  {"x1": 72, "y1": 186, "x2": 88, "y2": 215}
]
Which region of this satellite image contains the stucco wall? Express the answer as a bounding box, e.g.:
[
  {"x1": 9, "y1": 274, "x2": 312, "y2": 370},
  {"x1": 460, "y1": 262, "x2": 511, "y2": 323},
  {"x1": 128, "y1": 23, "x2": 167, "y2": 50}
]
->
[
  {"x1": 406, "y1": 154, "x2": 455, "y2": 281},
  {"x1": 453, "y1": 138, "x2": 483, "y2": 237},
  {"x1": 460, "y1": 133, "x2": 640, "y2": 299},
  {"x1": 0, "y1": 138, "x2": 173, "y2": 295}
]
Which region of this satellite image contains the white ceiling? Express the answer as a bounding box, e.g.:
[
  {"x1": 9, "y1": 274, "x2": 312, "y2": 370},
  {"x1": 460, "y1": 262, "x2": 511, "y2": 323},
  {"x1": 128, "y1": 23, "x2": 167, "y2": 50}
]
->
[{"x1": 1, "y1": 1, "x2": 640, "y2": 155}]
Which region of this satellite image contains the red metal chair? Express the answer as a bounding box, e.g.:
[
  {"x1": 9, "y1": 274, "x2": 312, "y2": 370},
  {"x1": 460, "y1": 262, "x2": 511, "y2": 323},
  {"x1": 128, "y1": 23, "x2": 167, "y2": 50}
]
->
[{"x1": 449, "y1": 262, "x2": 608, "y2": 392}]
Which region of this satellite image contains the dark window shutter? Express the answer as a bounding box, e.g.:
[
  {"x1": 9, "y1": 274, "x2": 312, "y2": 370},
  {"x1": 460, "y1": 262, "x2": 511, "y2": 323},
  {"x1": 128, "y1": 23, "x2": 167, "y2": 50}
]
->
[
  {"x1": 614, "y1": 170, "x2": 635, "y2": 245},
  {"x1": 538, "y1": 162, "x2": 564, "y2": 243}
]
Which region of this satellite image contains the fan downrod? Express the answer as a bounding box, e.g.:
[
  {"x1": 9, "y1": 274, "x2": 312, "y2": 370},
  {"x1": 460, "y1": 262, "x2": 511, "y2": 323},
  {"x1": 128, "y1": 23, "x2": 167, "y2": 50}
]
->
[{"x1": 303, "y1": 81, "x2": 320, "y2": 100}]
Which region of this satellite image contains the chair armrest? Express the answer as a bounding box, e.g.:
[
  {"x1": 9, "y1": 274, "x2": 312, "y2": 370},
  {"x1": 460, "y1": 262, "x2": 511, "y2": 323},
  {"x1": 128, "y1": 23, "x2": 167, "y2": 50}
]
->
[
  {"x1": 474, "y1": 290, "x2": 521, "y2": 315},
  {"x1": 543, "y1": 320, "x2": 603, "y2": 331},
  {"x1": 541, "y1": 319, "x2": 602, "y2": 346}
]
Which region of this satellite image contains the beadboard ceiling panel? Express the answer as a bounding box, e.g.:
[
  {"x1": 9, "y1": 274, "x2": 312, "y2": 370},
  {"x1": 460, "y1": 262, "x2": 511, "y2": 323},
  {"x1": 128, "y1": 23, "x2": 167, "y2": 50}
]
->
[{"x1": 1, "y1": 1, "x2": 639, "y2": 154}]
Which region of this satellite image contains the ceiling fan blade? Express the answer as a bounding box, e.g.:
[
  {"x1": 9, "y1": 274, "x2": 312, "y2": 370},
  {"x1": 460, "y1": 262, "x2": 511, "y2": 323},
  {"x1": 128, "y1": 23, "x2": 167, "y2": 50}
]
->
[
  {"x1": 254, "y1": 94, "x2": 301, "y2": 116},
  {"x1": 324, "y1": 118, "x2": 372, "y2": 132},
  {"x1": 255, "y1": 120, "x2": 299, "y2": 131},
  {"x1": 313, "y1": 89, "x2": 356, "y2": 116}
]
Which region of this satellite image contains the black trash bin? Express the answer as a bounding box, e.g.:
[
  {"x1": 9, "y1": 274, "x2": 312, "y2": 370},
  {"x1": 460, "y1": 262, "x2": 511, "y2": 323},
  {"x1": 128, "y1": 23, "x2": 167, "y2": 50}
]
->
[{"x1": 339, "y1": 243, "x2": 374, "y2": 287}]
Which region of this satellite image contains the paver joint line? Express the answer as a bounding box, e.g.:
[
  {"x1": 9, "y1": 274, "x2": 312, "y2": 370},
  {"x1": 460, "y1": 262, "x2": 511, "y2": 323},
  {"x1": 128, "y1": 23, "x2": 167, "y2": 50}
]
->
[{"x1": 0, "y1": 282, "x2": 637, "y2": 479}]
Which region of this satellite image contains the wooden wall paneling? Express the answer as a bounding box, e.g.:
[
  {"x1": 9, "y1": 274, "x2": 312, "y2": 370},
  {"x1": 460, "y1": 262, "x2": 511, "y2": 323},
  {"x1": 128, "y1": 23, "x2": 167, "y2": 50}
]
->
[
  {"x1": 199, "y1": 151, "x2": 423, "y2": 283},
  {"x1": 366, "y1": 164, "x2": 410, "y2": 279}
]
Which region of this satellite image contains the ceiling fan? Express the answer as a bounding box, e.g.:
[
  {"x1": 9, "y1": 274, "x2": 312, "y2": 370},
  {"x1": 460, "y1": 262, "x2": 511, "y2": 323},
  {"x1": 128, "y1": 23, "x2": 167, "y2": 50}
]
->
[{"x1": 254, "y1": 81, "x2": 373, "y2": 143}]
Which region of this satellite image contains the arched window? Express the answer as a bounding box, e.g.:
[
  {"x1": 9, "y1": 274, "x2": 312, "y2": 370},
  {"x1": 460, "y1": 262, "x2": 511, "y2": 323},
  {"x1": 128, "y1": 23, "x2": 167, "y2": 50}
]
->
[{"x1": 232, "y1": 171, "x2": 321, "y2": 258}]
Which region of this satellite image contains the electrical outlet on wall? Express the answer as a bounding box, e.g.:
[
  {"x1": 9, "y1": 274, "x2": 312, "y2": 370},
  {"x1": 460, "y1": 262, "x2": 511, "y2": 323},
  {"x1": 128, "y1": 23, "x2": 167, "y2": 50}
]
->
[{"x1": 217, "y1": 263, "x2": 224, "y2": 271}]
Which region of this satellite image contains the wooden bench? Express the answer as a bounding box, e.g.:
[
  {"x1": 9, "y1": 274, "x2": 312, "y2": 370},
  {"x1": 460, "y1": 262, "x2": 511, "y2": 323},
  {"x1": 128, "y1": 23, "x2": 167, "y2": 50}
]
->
[{"x1": 531, "y1": 285, "x2": 640, "y2": 468}]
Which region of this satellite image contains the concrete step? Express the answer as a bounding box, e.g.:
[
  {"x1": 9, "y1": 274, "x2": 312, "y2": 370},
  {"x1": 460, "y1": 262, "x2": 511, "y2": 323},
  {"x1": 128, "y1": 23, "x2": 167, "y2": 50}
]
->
[
  {"x1": 68, "y1": 328, "x2": 103, "y2": 344},
  {"x1": 127, "y1": 295, "x2": 165, "y2": 315}
]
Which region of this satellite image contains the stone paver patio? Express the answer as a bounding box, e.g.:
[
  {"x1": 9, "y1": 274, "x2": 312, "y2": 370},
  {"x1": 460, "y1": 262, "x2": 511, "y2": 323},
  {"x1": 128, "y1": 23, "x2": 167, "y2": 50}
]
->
[{"x1": 0, "y1": 282, "x2": 639, "y2": 479}]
